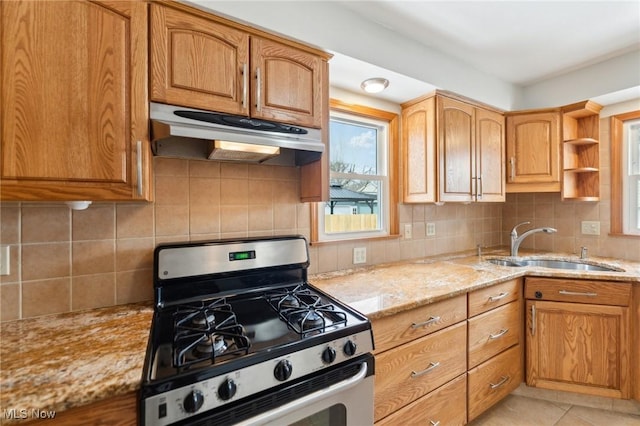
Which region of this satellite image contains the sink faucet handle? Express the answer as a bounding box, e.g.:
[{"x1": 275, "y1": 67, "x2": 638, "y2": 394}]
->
[{"x1": 511, "y1": 221, "x2": 531, "y2": 236}]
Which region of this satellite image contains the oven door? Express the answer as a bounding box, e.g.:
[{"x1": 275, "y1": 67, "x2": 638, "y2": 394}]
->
[{"x1": 236, "y1": 356, "x2": 374, "y2": 426}]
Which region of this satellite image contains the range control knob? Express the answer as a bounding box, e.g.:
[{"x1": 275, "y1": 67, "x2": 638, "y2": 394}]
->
[
  {"x1": 343, "y1": 340, "x2": 357, "y2": 357},
  {"x1": 322, "y1": 346, "x2": 337, "y2": 364},
  {"x1": 183, "y1": 389, "x2": 204, "y2": 413},
  {"x1": 218, "y1": 378, "x2": 237, "y2": 401},
  {"x1": 274, "y1": 359, "x2": 293, "y2": 381}
]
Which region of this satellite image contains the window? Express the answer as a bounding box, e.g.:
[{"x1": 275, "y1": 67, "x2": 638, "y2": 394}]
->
[
  {"x1": 314, "y1": 100, "x2": 399, "y2": 242},
  {"x1": 611, "y1": 110, "x2": 640, "y2": 236}
]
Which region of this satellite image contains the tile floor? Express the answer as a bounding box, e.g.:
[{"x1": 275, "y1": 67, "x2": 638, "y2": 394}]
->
[{"x1": 469, "y1": 394, "x2": 640, "y2": 426}]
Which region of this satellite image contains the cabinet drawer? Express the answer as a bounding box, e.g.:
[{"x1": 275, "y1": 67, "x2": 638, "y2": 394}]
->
[
  {"x1": 468, "y1": 301, "x2": 521, "y2": 368},
  {"x1": 525, "y1": 278, "x2": 631, "y2": 306},
  {"x1": 372, "y1": 294, "x2": 466, "y2": 353},
  {"x1": 468, "y1": 344, "x2": 523, "y2": 421},
  {"x1": 376, "y1": 374, "x2": 467, "y2": 426},
  {"x1": 374, "y1": 322, "x2": 467, "y2": 422},
  {"x1": 469, "y1": 279, "x2": 521, "y2": 317}
]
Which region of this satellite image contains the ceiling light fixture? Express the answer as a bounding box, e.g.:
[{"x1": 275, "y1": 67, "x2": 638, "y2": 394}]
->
[{"x1": 360, "y1": 77, "x2": 389, "y2": 94}]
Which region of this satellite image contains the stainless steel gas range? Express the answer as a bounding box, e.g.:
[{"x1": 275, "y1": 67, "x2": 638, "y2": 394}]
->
[{"x1": 140, "y1": 235, "x2": 375, "y2": 425}]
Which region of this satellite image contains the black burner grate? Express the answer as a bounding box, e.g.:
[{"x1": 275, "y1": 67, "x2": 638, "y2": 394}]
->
[
  {"x1": 172, "y1": 298, "x2": 250, "y2": 371},
  {"x1": 266, "y1": 285, "x2": 347, "y2": 335}
]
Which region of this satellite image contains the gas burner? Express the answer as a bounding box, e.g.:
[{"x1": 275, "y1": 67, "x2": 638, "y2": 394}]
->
[
  {"x1": 192, "y1": 313, "x2": 216, "y2": 327},
  {"x1": 266, "y1": 285, "x2": 349, "y2": 335},
  {"x1": 266, "y1": 284, "x2": 320, "y2": 312},
  {"x1": 174, "y1": 298, "x2": 236, "y2": 335},
  {"x1": 194, "y1": 334, "x2": 228, "y2": 358},
  {"x1": 279, "y1": 294, "x2": 300, "y2": 309},
  {"x1": 298, "y1": 309, "x2": 324, "y2": 331}
]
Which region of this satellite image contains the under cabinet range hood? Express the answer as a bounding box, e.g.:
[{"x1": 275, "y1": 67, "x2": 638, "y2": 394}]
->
[{"x1": 150, "y1": 102, "x2": 324, "y2": 166}]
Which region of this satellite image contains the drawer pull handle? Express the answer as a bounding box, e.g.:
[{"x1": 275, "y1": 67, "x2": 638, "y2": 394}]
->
[
  {"x1": 430, "y1": 421, "x2": 441, "y2": 426},
  {"x1": 411, "y1": 316, "x2": 441, "y2": 329},
  {"x1": 488, "y1": 292, "x2": 509, "y2": 302},
  {"x1": 489, "y1": 328, "x2": 509, "y2": 340},
  {"x1": 411, "y1": 361, "x2": 440, "y2": 378},
  {"x1": 489, "y1": 375, "x2": 510, "y2": 389},
  {"x1": 559, "y1": 289, "x2": 597, "y2": 297}
]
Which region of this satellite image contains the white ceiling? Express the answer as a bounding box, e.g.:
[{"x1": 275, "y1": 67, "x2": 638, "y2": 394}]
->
[{"x1": 329, "y1": 0, "x2": 640, "y2": 105}]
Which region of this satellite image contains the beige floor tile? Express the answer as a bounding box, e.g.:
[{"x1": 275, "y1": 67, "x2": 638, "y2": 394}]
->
[
  {"x1": 556, "y1": 405, "x2": 640, "y2": 426},
  {"x1": 469, "y1": 395, "x2": 569, "y2": 426}
]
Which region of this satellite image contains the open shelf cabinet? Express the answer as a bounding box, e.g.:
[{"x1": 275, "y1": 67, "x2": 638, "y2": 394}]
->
[{"x1": 561, "y1": 101, "x2": 603, "y2": 201}]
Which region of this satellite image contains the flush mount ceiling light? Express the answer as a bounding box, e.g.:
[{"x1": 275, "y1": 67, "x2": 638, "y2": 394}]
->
[{"x1": 360, "y1": 77, "x2": 389, "y2": 94}]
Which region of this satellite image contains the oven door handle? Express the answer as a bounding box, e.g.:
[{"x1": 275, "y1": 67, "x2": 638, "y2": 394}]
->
[{"x1": 234, "y1": 362, "x2": 369, "y2": 426}]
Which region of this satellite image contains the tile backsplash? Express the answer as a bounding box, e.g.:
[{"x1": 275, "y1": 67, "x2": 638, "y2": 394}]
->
[
  {"x1": 0, "y1": 158, "x2": 502, "y2": 321},
  {"x1": 2, "y1": 113, "x2": 638, "y2": 321}
]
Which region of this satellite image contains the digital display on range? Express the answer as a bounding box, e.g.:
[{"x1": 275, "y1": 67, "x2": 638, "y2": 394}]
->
[{"x1": 228, "y1": 250, "x2": 256, "y2": 261}]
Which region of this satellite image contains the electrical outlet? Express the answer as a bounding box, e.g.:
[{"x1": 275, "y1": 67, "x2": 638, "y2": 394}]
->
[
  {"x1": 404, "y1": 224, "x2": 412, "y2": 239},
  {"x1": 0, "y1": 245, "x2": 10, "y2": 276},
  {"x1": 427, "y1": 222, "x2": 436, "y2": 236},
  {"x1": 353, "y1": 247, "x2": 367, "y2": 264},
  {"x1": 581, "y1": 221, "x2": 600, "y2": 235}
]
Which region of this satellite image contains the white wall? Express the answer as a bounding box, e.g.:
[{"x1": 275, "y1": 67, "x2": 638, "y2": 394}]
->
[{"x1": 519, "y1": 50, "x2": 640, "y2": 109}]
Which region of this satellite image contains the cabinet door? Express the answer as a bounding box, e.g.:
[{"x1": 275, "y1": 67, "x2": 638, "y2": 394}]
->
[
  {"x1": 251, "y1": 37, "x2": 324, "y2": 128},
  {"x1": 438, "y1": 97, "x2": 475, "y2": 202},
  {"x1": 506, "y1": 111, "x2": 561, "y2": 191},
  {"x1": 476, "y1": 108, "x2": 505, "y2": 202},
  {"x1": 526, "y1": 300, "x2": 630, "y2": 399},
  {"x1": 150, "y1": 3, "x2": 250, "y2": 116},
  {"x1": 1, "y1": 0, "x2": 151, "y2": 201},
  {"x1": 402, "y1": 97, "x2": 437, "y2": 203}
]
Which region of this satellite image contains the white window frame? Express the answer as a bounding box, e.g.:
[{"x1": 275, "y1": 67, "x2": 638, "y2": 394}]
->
[
  {"x1": 622, "y1": 118, "x2": 640, "y2": 235},
  {"x1": 316, "y1": 110, "x2": 390, "y2": 242}
]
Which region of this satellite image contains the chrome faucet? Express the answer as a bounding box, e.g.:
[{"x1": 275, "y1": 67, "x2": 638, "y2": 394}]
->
[{"x1": 510, "y1": 221, "x2": 557, "y2": 257}]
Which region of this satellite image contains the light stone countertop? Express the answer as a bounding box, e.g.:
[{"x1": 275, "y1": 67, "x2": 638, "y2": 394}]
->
[
  {"x1": 0, "y1": 302, "x2": 153, "y2": 424},
  {"x1": 0, "y1": 250, "x2": 638, "y2": 423},
  {"x1": 309, "y1": 249, "x2": 640, "y2": 320}
]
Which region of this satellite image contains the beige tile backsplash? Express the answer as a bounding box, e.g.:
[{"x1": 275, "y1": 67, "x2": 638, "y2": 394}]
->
[{"x1": 2, "y1": 114, "x2": 639, "y2": 322}]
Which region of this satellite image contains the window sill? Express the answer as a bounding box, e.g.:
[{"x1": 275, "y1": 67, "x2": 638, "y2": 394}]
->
[
  {"x1": 309, "y1": 233, "x2": 401, "y2": 247},
  {"x1": 608, "y1": 232, "x2": 640, "y2": 239}
]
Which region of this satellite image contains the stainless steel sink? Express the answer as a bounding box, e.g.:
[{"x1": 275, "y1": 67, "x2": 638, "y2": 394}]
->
[{"x1": 487, "y1": 258, "x2": 624, "y2": 272}]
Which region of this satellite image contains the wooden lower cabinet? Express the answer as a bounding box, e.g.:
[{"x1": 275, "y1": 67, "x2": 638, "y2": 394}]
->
[
  {"x1": 468, "y1": 344, "x2": 523, "y2": 421},
  {"x1": 376, "y1": 374, "x2": 467, "y2": 426},
  {"x1": 24, "y1": 392, "x2": 136, "y2": 425},
  {"x1": 374, "y1": 321, "x2": 467, "y2": 422},
  {"x1": 525, "y1": 278, "x2": 631, "y2": 399}
]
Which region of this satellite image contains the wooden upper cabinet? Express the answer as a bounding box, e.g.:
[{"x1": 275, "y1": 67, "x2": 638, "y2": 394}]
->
[
  {"x1": 1, "y1": 0, "x2": 151, "y2": 201},
  {"x1": 506, "y1": 110, "x2": 561, "y2": 192},
  {"x1": 402, "y1": 96, "x2": 437, "y2": 203},
  {"x1": 438, "y1": 97, "x2": 475, "y2": 202},
  {"x1": 476, "y1": 108, "x2": 506, "y2": 202},
  {"x1": 402, "y1": 92, "x2": 504, "y2": 204},
  {"x1": 437, "y1": 96, "x2": 505, "y2": 203},
  {"x1": 251, "y1": 37, "x2": 323, "y2": 128},
  {"x1": 150, "y1": 3, "x2": 250, "y2": 116},
  {"x1": 150, "y1": 4, "x2": 326, "y2": 129}
]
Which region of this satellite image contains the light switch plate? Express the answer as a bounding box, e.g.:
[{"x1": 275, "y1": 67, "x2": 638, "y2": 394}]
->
[
  {"x1": 353, "y1": 247, "x2": 367, "y2": 264},
  {"x1": 581, "y1": 221, "x2": 600, "y2": 235},
  {"x1": 0, "y1": 245, "x2": 10, "y2": 276},
  {"x1": 427, "y1": 223, "x2": 436, "y2": 236},
  {"x1": 404, "y1": 224, "x2": 412, "y2": 239}
]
